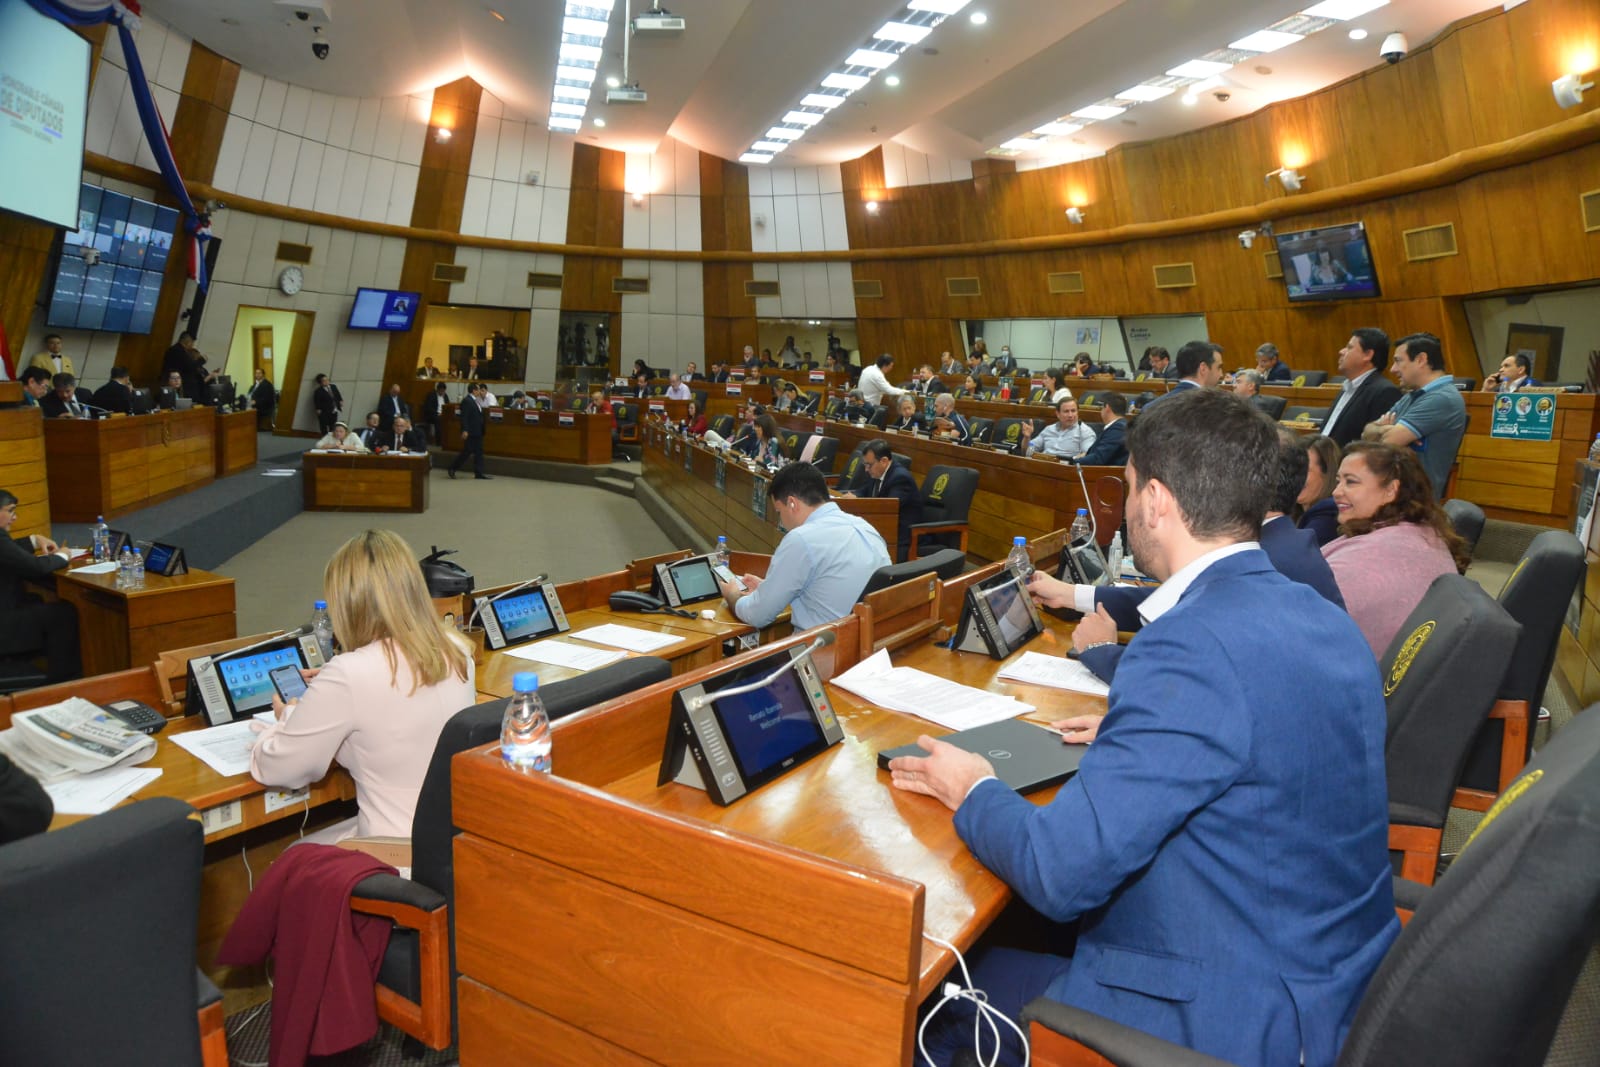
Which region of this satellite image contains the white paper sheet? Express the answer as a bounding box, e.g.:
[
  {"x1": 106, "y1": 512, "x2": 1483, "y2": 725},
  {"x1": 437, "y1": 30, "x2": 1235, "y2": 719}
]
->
[
  {"x1": 831, "y1": 648, "x2": 1035, "y2": 730},
  {"x1": 502, "y1": 639, "x2": 628, "y2": 671},
  {"x1": 74, "y1": 561, "x2": 119, "y2": 574},
  {"x1": 169, "y1": 719, "x2": 260, "y2": 777},
  {"x1": 996, "y1": 651, "x2": 1111, "y2": 697},
  {"x1": 569, "y1": 623, "x2": 685, "y2": 653},
  {"x1": 45, "y1": 766, "x2": 163, "y2": 815}
]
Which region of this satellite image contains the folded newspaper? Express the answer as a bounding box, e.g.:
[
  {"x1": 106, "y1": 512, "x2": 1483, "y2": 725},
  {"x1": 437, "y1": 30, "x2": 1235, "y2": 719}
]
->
[{"x1": 0, "y1": 698, "x2": 157, "y2": 783}]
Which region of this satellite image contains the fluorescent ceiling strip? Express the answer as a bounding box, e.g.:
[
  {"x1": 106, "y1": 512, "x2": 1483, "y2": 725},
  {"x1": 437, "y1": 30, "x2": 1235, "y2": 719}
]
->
[
  {"x1": 559, "y1": 42, "x2": 603, "y2": 62},
  {"x1": 801, "y1": 93, "x2": 846, "y2": 109},
  {"x1": 550, "y1": 102, "x2": 586, "y2": 116},
  {"x1": 549, "y1": 116, "x2": 582, "y2": 131},
  {"x1": 1033, "y1": 121, "x2": 1083, "y2": 135},
  {"x1": 822, "y1": 72, "x2": 871, "y2": 91},
  {"x1": 846, "y1": 48, "x2": 899, "y2": 69},
  {"x1": 556, "y1": 64, "x2": 597, "y2": 83},
  {"x1": 765, "y1": 126, "x2": 805, "y2": 140},
  {"x1": 1166, "y1": 58, "x2": 1233, "y2": 78},
  {"x1": 740, "y1": 152, "x2": 774, "y2": 164},
  {"x1": 563, "y1": 16, "x2": 609, "y2": 37},
  {"x1": 1300, "y1": 0, "x2": 1388, "y2": 18},
  {"x1": 1071, "y1": 103, "x2": 1125, "y2": 120},
  {"x1": 1000, "y1": 137, "x2": 1038, "y2": 151},
  {"x1": 553, "y1": 84, "x2": 590, "y2": 101},
  {"x1": 1116, "y1": 84, "x2": 1174, "y2": 102},
  {"x1": 907, "y1": 0, "x2": 970, "y2": 12},
  {"x1": 784, "y1": 110, "x2": 825, "y2": 125},
  {"x1": 875, "y1": 21, "x2": 932, "y2": 44},
  {"x1": 751, "y1": 140, "x2": 788, "y2": 152},
  {"x1": 1228, "y1": 29, "x2": 1304, "y2": 52}
]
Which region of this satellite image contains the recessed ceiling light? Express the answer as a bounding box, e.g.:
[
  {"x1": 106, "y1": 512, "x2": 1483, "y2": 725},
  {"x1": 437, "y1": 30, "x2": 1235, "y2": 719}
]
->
[
  {"x1": 821, "y1": 72, "x2": 870, "y2": 92},
  {"x1": 1180, "y1": 92, "x2": 1199, "y2": 106},
  {"x1": 846, "y1": 49, "x2": 898, "y2": 70},
  {"x1": 1071, "y1": 103, "x2": 1126, "y2": 120},
  {"x1": 969, "y1": 11, "x2": 988, "y2": 25},
  {"x1": 1347, "y1": 27, "x2": 1369, "y2": 39},
  {"x1": 875, "y1": 21, "x2": 932, "y2": 44},
  {"x1": 1166, "y1": 59, "x2": 1233, "y2": 79},
  {"x1": 1301, "y1": 0, "x2": 1389, "y2": 18},
  {"x1": 1116, "y1": 84, "x2": 1175, "y2": 102},
  {"x1": 784, "y1": 110, "x2": 825, "y2": 126},
  {"x1": 1228, "y1": 29, "x2": 1304, "y2": 53},
  {"x1": 591, "y1": 117, "x2": 606, "y2": 127},
  {"x1": 559, "y1": 42, "x2": 604, "y2": 63},
  {"x1": 487, "y1": 9, "x2": 506, "y2": 21},
  {"x1": 740, "y1": 152, "x2": 773, "y2": 164},
  {"x1": 885, "y1": 75, "x2": 901, "y2": 87},
  {"x1": 801, "y1": 93, "x2": 846, "y2": 109},
  {"x1": 549, "y1": 116, "x2": 581, "y2": 131},
  {"x1": 605, "y1": 75, "x2": 621, "y2": 88},
  {"x1": 766, "y1": 126, "x2": 805, "y2": 140},
  {"x1": 907, "y1": 0, "x2": 970, "y2": 13},
  {"x1": 1034, "y1": 121, "x2": 1083, "y2": 136},
  {"x1": 752, "y1": 140, "x2": 788, "y2": 152}
]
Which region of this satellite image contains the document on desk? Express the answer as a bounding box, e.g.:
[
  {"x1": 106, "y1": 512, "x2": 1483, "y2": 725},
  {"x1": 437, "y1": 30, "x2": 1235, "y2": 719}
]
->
[
  {"x1": 569, "y1": 623, "x2": 685, "y2": 653},
  {"x1": 831, "y1": 649, "x2": 1035, "y2": 731},
  {"x1": 503, "y1": 639, "x2": 627, "y2": 671},
  {"x1": 74, "y1": 561, "x2": 119, "y2": 575},
  {"x1": 996, "y1": 651, "x2": 1111, "y2": 697},
  {"x1": 45, "y1": 766, "x2": 164, "y2": 815},
  {"x1": 169, "y1": 719, "x2": 260, "y2": 777}
]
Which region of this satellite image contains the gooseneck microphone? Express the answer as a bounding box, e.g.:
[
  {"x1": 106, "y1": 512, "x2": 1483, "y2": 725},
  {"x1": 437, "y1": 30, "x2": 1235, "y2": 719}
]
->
[{"x1": 687, "y1": 630, "x2": 836, "y2": 711}]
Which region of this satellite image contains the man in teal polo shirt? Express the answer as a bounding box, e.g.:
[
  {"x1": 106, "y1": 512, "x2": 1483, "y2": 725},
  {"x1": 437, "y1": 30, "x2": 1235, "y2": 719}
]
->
[{"x1": 1363, "y1": 331, "x2": 1466, "y2": 499}]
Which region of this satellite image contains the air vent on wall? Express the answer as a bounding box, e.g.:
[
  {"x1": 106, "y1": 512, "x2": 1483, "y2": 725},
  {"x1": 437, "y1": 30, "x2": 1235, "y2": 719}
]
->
[
  {"x1": 1046, "y1": 271, "x2": 1085, "y2": 295},
  {"x1": 612, "y1": 276, "x2": 650, "y2": 294},
  {"x1": 275, "y1": 241, "x2": 313, "y2": 265},
  {"x1": 853, "y1": 279, "x2": 883, "y2": 299},
  {"x1": 1153, "y1": 262, "x2": 1196, "y2": 289},
  {"x1": 946, "y1": 276, "x2": 981, "y2": 297},
  {"x1": 744, "y1": 280, "x2": 781, "y2": 298},
  {"x1": 527, "y1": 272, "x2": 563, "y2": 289},
  {"x1": 1401, "y1": 223, "x2": 1458, "y2": 262},
  {"x1": 433, "y1": 263, "x2": 468, "y2": 284},
  {"x1": 1264, "y1": 251, "x2": 1283, "y2": 280},
  {"x1": 1582, "y1": 189, "x2": 1600, "y2": 233}
]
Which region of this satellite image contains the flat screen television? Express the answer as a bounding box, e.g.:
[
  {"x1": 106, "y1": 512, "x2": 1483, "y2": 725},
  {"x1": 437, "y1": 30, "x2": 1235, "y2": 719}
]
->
[
  {"x1": 0, "y1": 2, "x2": 89, "y2": 229},
  {"x1": 347, "y1": 288, "x2": 421, "y2": 331},
  {"x1": 1277, "y1": 222, "x2": 1380, "y2": 302}
]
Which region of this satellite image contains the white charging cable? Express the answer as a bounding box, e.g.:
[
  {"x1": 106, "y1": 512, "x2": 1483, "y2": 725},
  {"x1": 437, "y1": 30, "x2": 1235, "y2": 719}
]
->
[{"x1": 918, "y1": 934, "x2": 1030, "y2": 1067}]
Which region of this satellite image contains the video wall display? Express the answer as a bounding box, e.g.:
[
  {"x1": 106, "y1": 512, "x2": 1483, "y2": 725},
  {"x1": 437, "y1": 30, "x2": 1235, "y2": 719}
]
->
[{"x1": 47, "y1": 184, "x2": 179, "y2": 334}]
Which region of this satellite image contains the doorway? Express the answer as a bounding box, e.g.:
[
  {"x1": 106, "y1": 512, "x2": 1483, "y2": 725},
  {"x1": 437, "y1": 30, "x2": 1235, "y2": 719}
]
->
[{"x1": 226, "y1": 306, "x2": 317, "y2": 433}]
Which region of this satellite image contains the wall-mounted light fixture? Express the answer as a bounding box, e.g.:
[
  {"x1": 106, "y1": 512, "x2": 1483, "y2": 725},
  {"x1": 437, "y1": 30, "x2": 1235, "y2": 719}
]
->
[
  {"x1": 1065, "y1": 206, "x2": 1086, "y2": 224},
  {"x1": 1267, "y1": 166, "x2": 1303, "y2": 191},
  {"x1": 433, "y1": 127, "x2": 453, "y2": 144},
  {"x1": 1553, "y1": 71, "x2": 1594, "y2": 108},
  {"x1": 631, "y1": 192, "x2": 646, "y2": 206},
  {"x1": 864, "y1": 200, "x2": 880, "y2": 215}
]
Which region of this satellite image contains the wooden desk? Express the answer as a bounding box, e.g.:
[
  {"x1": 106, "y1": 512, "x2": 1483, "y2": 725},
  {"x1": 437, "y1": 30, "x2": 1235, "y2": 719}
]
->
[
  {"x1": 0, "y1": 381, "x2": 21, "y2": 405},
  {"x1": 213, "y1": 409, "x2": 258, "y2": 478},
  {"x1": 449, "y1": 614, "x2": 1102, "y2": 1064},
  {"x1": 44, "y1": 408, "x2": 216, "y2": 521},
  {"x1": 474, "y1": 607, "x2": 727, "y2": 699},
  {"x1": 302, "y1": 451, "x2": 430, "y2": 512},
  {"x1": 54, "y1": 565, "x2": 237, "y2": 676},
  {"x1": 441, "y1": 407, "x2": 612, "y2": 465}
]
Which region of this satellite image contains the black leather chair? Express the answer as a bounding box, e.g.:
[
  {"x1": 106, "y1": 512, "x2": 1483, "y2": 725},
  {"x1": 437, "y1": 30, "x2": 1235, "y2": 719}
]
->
[
  {"x1": 1250, "y1": 394, "x2": 1287, "y2": 421},
  {"x1": 351, "y1": 657, "x2": 673, "y2": 1051},
  {"x1": 857, "y1": 547, "x2": 967, "y2": 600},
  {"x1": 0, "y1": 797, "x2": 224, "y2": 1067},
  {"x1": 709, "y1": 414, "x2": 735, "y2": 438},
  {"x1": 991, "y1": 417, "x2": 1030, "y2": 452},
  {"x1": 832, "y1": 443, "x2": 871, "y2": 492},
  {"x1": 806, "y1": 436, "x2": 841, "y2": 474},
  {"x1": 868, "y1": 404, "x2": 890, "y2": 429},
  {"x1": 1291, "y1": 370, "x2": 1328, "y2": 387},
  {"x1": 969, "y1": 417, "x2": 995, "y2": 445},
  {"x1": 909, "y1": 465, "x2": 980, "y2": 559},
  {"x1": 1380, "y1": 574, "x2": 1519, "y2": 885},
  {"x1": 613, "y1": 401, "x2": 639, "y2": 448},
  {"x1": 1452, "y1": 376, "x2": 1476, "y2": 391},
  {"x1": 781, "y1": 430, "x2": 810, "y2": 460},
  {"x1": 1024, "y1": 697, "x2": 1600, "y2": 1067},
  {"x1": 1441, "y1": 499, "x2": 1486, "y2": 555},
  {"x1": 1281, "y1": 404, "x2": 1332, "y2": 427},
  {"x1": 1455, "y1": 529, "x2": 1585, "y2": 808}
]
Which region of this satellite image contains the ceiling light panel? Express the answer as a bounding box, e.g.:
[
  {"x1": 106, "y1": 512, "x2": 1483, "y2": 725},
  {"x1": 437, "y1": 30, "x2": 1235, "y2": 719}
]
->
[
  {"x1": 546, "y1": 1, "x2": 614, "y2": 136},
  {"x1": 1300, "y1": 0, "x2": 1389, "y2": 18},
  {"x1": 751, "y1": 141, "x2": 789, "y2": 152},
  {"x1": 821, "y1": 72, "x2": 871, "y2": 91},
  {"x1": 875, "y1": 21, "x2": 932, "y2": 44},
  {"x1": 846, "y1": 49, "x2": 900, "y2": 69},
  {"x1": 563, "y1": 16, "x2": 609, "y2": 37},
  {"x1": 556, "y1": 64, "x2": 597, "y2": 84},
  {"x1": 1116, "y1": 84, "x2": 1175, "y2": 102},
  {"x1": 1228, "y1": 29, "x2": 1304, "y2": 52},
  {"x1": 1033, "y1": 121, "x2": 1083, "y2": 136},
  {"x1": 907, "y1": 0, "x2": 970, "y2": 12},
  {"x1": 553, "y1": 84, "x2": 590, "y2": 101},
  {"x1": 740, "y1": 152, "x2": 774, "y2": 164},
  {"x1": 784, "y1": 110, "x2": 824, "y2": 126},
  {"x1": 765, "y1": 127, "x2": 805, "y2": 140},
  {"x1": 1071, "y1": 103, "x2": 1126, "y2": 120},
  {"x1": 801, "y1": 93, "x2": 846, "y2": 109},
  {"x1": 1166, "y1": 58, "x2": 1233, "y2": 79}
]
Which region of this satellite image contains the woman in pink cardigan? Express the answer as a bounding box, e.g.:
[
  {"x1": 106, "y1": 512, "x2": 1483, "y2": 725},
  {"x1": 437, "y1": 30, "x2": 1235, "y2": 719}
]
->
[{"x1": 1322, "y1": 443, "x2": 1471, "y2": 658}]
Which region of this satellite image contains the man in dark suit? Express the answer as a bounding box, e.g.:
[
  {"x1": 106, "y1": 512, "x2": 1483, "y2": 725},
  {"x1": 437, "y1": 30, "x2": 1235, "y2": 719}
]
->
[
  {"x1": 91, "y1": 367, "x2": 134, "y2": 415},
  {"x1": 896, "y1": 390, "x2": 1396, "y2": 1067},
  {"x1": 247, "y1": 368, "x2": 276, "y2": 429},
  {"x1": 377, "y1": 383, "x2": 411, "y2": 432},
  {"x1": 1140, "y1": 340, "x2": 1218, "y2": 412},
  {"x1": 1071, "y1": 393, "x2": 1129, "y2": 466},
  {"x1": 1071, "y1": 426, "x2": 1345, "y2": 682},
  {"x1": 991, "y1": 346, "x2": 1019, "y2": 376},
  {"x1": 0, "y1": 751, "x2": 53, "y2": 845},
  {"x1": 421, "y1": 383, "x2": 448, "y2": 443},
  {"x1": 1323, "y1": 328, "x2": 1401, "y2": 447},
  {"x1": 378, "y1": 416, "x2": 427, "y2": 454},
  {"x1": 844, "y1": 439, "x2": 924, "y2": 562},
  {"x1": 1255, "y1": 342, "x2": 1294, "y2": 382},
  {"x1": 312, "y1": 373, "x2": 343, "y2": 434},
  {"x1": 40, "y1": 374, "x2": 91, "y2": 418},
  {"x1": 447, "y1": 382, "x2": 491, "y2": 479},
  {"x1": 1148, "y1": 348, "x2": 1178, "y2": 380},
  {"x1": 929, "y1": 392, "x2": 971, "y2": 445},
  {"x1": 0, "y1": 489, "x2": 80, "y2": 683},
  {"x1": 710, "y1": 362, "x2": 730, "y2": 383}
]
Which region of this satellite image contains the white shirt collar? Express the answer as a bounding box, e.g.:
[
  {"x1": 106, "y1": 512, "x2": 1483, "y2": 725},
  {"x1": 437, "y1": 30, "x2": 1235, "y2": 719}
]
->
[
  {"x1": 1136, "y1": 541, "x2": 1259, "y2": 625},
  {"x1": 1343, "y1": 368, "x2": 1374, "y2": 392}
]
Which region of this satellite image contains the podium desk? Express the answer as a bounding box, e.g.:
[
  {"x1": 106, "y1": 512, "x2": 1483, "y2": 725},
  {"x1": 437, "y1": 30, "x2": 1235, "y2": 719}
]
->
[
  {"x1": 441, "y1": 407, "x2": 612, "y2": 465},
  {"x1": 213, "y1": 409, "x2": 258, "y2": 478},
  {"x1": 44, "y1": 408, "x2": 216, "y2": 521},
  {"x1": 449, "y1": 615, "x2": 1103, "y2": 1065},
  {"x1": 302, "y1": 451, "x2": 430, "y2": 512},
  {"x1": 54, "y1": 565, "x2": 237, "y2": 677}
]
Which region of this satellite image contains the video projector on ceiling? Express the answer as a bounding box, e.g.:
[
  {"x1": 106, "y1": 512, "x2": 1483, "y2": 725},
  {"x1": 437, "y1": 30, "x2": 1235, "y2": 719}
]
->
[
  {"x1": 607, "y1": 86, "x2": 648, "y2": 104},
  {"x1": 632, "y1": 12, "x2": 685, "y2": 34}
]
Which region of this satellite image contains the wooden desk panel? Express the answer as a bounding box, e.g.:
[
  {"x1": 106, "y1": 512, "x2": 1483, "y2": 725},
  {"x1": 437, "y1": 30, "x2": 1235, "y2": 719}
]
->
[
  {"x1": 442, "y1": 407, "x2": 612, "y2": 465},
  {"x1": 303, "y1": 451, "x2": 430, "y2": 512},
  {"x1": 474, "y1": 607, "x2": 726, "y2": 699},
  {"x1": 213, "y1": 410, "x2": 258, "y2": 478},
  {"x1": 44, "y1": 409, "x2": 216, "y2": 521},
  {"x1": 55, "y1": 566, "x2": 237, "y2": 676}
]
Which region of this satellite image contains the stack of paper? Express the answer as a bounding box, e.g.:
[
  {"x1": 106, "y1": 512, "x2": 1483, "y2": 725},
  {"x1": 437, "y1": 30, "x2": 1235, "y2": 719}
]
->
[
  {"x1": 570, "y1": 624, "x2": 684, "y2": 653},
  {"x1": 45, "y1": 766, "x2": 164, "y2": 815},
  {"x1": 831, "y1": 649, "x2": 1035, "y2": 731},
  {"x1": 169, "y1": 719, "x2": 260, "y2": 777},
  {"x1": 996, "y1": 651, "x2": 1111, "y2": 697},
  {"x1": 503, "y1": 639, "x2": 627, "y2": 671}
]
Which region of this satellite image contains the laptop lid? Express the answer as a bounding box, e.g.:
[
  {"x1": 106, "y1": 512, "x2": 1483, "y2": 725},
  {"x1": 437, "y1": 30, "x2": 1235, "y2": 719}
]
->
[{"x1": 877, "y1": 718, "x2": 1084, "y2": 794}]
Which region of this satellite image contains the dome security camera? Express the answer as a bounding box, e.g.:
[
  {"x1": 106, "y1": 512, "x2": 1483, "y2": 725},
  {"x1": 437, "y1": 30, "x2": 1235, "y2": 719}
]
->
[
  {"x1": 1214, "y1": 90, "x2": 1231, "y2": 102},
  {"x1": 312, "y1": 40, "x2": 329, "y2": 60},
  {"x1": 1238, "y1": 230, "x2": 1256, "y2": 249},
  {"x1": 294, "y1": 9, "x2": 310, "y2": 19},
  {"x1": 1380, "y1": 32, "x2": 1408, "y2": 64}
]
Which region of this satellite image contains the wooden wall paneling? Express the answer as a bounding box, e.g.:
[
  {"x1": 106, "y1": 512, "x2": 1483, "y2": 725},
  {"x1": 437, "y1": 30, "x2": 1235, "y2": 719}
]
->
[
  {"x1": 698, "y1": 153, "x2": 755, "y2": 358},
  {"x1": 1523, "y1": 142, "x2": 1600, "y2": 289},
  {"x1": 0, "y1": 409, "x2": 50, "y2": 541},
  {"x1": 1373, "y1": 184, "x2": 1474, "y2": 301},
  {"x1": 1207, "y1": 309, "x2": 1291, "y2": 368},
  {"x1": 562, "y1": 145, "x2": 624, "y2": 342}
]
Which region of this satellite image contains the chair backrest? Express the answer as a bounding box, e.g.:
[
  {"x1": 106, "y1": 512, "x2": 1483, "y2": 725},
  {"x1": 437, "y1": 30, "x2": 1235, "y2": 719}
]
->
[
  {"x1": 1282, "y1": 404, "x2": 1331, "y2": 426},
  {"x1": 1292, "y1": 370, "x2": 1328, "y2": 387},
  {"x1": 1327, "y1": 375, "x2": 1348, "y2": 386},
  {"x1": 781, "y1": 430, "x2": 810, "y2": 460},
  {"x1": 919, "y1": 466, "x2": 980, "y2": 525},
  {"x1": 839, "y1": 443, "x2": 871, "y2": 492},
  {"x1": 1251, "y1": 394, "x2": 1288, "y2": 421},
  {"x1": 969, "y1": 417, "x2": 994, "y2": 444},
  {"x1": 1340, "y1": 702, "x2": 1600, "y2": 1067},
  {"x1": 868, "y1": 404, "x2": 890, "y2": 429},
  {"x1": 991, "y1": 417, "x2": 1029, "y2": 451},
  {"x1": 854, "y1": 573, "x2": 944, "y2": 657},
  {"x1": 1027, "y1": 386, "x2": 1049, "y2": 404},
  {"x1": 857, "y1": 547, "x2": 967, "y2": 600},
  {"x1": 807, "y1": 436, "x2": 841, "y2": 474},
  {"x1": 693, "y1": 389, "x2": 708, "y2": 408},
  {"x1": 1452, "y1": 377, "x2": 1476, "y2": 391},
  {"x1": 1441, "y1": 499, "x2": 1486, "y2": 555},
  {"x1": 1382, "y1": 574, "x2": 1519, "y2": 835},
  {"x1": 1495, "y1": 529, "x2": 1585, "y2": 709},
  {"x1": 0, "y1": 798, "x2": 204, "y2": 1065},
  {"x1": 570, "y1": 396, "x2": 589, "y2": 412},
  {"x1": 709, "y1": 414, "x2": 734, "y2": 437},
  {"x1": 613, "y1": 401, "x2": 634, "y2": 423}
]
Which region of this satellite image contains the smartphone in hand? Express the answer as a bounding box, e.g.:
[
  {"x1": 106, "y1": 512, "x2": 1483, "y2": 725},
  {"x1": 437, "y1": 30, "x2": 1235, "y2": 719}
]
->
[{"x1": 269, "y1": 664, "x2": 309, "y2": 704}]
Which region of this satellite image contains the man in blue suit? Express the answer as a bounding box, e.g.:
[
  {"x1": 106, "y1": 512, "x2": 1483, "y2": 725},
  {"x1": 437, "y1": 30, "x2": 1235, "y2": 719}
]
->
[
  {"x1": 841, "y1": 438, "x2": 923, "y2": 562},
  {"x1": 1139, "y1": 340, "x2": 1219, "y2": 411},
  {"x1": 1057, "y1": 428, "x2": 1345, "y2": 683},
  {"x1": 1070, "y1": 393, "x2": 1129, "y2": 466},
  {"x1": 891, "y1": 389, "x2": 1396, "y2": 1067}
]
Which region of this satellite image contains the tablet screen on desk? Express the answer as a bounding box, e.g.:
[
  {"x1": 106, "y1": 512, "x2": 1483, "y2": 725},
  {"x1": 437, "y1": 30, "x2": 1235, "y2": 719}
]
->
[
  {"x1": 489, "y1": 588, "x2": 559, "y2": 645},
  {"x1": 144, "y1": 542, "x2": 174, "y2": 573},
  {"x1": 218, "y1": 646, "x2": 304, "y2": 716},
  {"x1": 983, "y1": 579, "x2": 1036, "y2": 651},
  {"x1": 665, "y1": 557, "x2": 720, "y2": 604},
  {"x1": 703, "y1": 654, "x2": 827, "y2": 782}
]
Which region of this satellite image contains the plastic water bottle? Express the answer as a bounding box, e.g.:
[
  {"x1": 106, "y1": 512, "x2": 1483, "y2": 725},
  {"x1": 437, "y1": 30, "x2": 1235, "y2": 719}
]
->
[
  {"x1": 92, "y1": 516, "x2": 111, "y2": 562},
  {"x1": 1070, "y1": 508, "x2": 1094, "y2": 553},
  {"x1": 311, "y1": 599, "x2": 336, "y2": 661},
  {"x1": 116, "y1": 546, "x2": 134, "y2": 589},
  {"x1": 1107, "y1": 531, "x2": 1125, "y2": 578},
  {"x1": 129, "y1": 545, "x2": 145, "y2": 590},
  {"x1": 714, "y1": 536, "x2": 730, "y2": 570},
  {"x1": 1590, "y1": 433, "x2": 1600, "y2": 464},
  {"x1": 1006, "y1": 536, "x2": 1034, "y2": 580},
  {"x1": 501, "y1": 672, "x2": 552, "y2": 775}
]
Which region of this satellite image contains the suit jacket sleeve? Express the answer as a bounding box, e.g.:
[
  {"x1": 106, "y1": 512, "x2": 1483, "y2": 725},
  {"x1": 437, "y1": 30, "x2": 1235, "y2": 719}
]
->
[
  {"x1": 953, "y1": 619, "x2": 1250, "y2": 922},
  {"x1": 0, "y1": 753, "x2": 52, "y2": 845},
  {"x1": 3, "y1": 535, "x2": 68, "y2": 582},
  {"x1": 1076, "y1": 421, "x2": 1125, "y2": 466},
  {"x1": 1093, "y1": 585, "x2": 1153, "y2": 632},
  {"x1": 1079, "y1": 643, "x2": 1123, "y2": 684}
]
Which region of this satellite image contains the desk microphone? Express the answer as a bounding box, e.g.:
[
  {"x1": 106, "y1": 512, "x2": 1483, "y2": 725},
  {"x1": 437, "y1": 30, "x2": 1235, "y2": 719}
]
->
[
  {"x1": 221, "y1": 625, "x2": 308, "y2": 660},
  {"x1": 686, "y1": 630, "x2": 836, "y2": 711},
  {"x1": 464, "y1": 574, "x2": 549, "y2": 630}
]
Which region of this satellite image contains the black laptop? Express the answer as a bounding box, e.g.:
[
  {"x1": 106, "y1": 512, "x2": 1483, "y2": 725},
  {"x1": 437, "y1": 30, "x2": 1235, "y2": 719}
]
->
[{"x1": 877, "y1": 718, "x2": 1085, "y2": 794}]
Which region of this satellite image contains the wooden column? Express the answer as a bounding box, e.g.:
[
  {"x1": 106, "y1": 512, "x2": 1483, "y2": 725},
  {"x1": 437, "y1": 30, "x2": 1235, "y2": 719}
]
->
[
  {"x1": 699, "y1": 152, "x2": 757, "y2": 363},
  {"x1": 561, "y1": 144, "x2": 625, "y2": 372}
]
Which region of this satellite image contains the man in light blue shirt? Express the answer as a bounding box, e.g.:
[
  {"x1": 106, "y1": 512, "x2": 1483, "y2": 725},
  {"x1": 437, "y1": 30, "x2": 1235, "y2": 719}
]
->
[
  {"x1": 717, "y1": 463, "x2": 890, "y2": 630},
  {"x1": 1021, "y1": 397, "x2": 1097, "y2": 458},
  {"x1": 1364, "y1": 332, "x2": 1467, "y2": 499}
]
